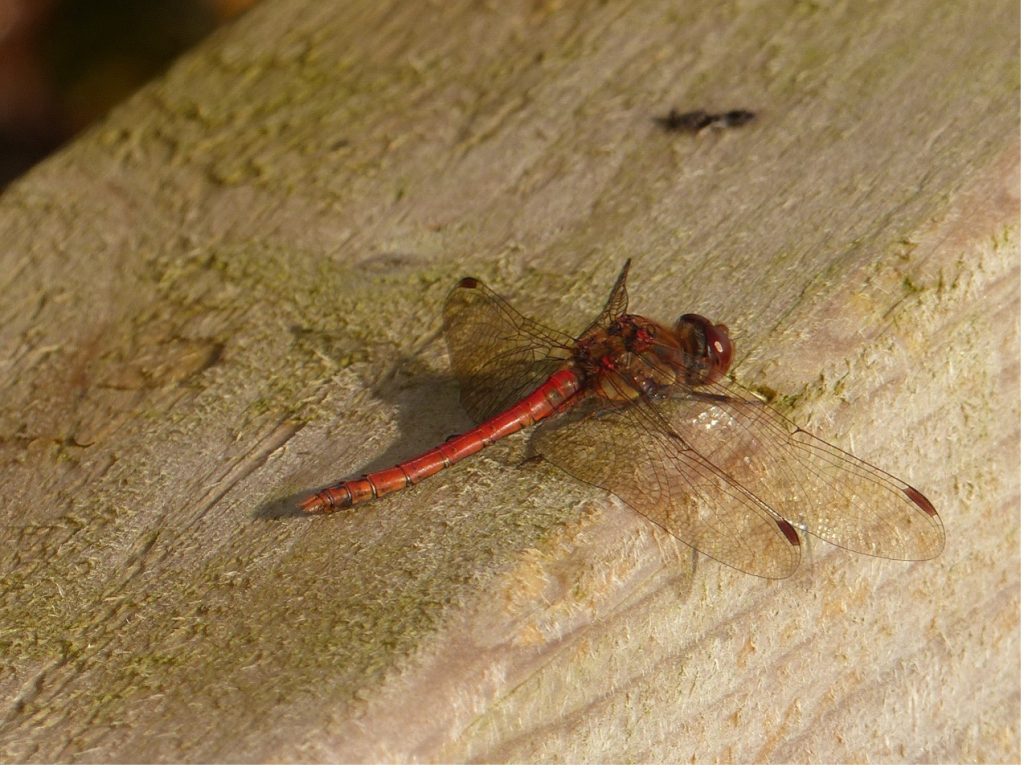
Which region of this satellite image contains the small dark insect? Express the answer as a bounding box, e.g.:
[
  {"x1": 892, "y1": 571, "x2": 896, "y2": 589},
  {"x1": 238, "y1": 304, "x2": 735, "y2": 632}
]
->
[{"x1": 656, "y1": 108, "x2": 757, "y2": 133}]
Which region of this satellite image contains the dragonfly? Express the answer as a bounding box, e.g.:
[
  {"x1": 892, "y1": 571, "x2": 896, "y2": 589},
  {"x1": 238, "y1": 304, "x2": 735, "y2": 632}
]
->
[{"x1": 300, "y1": 261, "x2": 944, "y2": 578}]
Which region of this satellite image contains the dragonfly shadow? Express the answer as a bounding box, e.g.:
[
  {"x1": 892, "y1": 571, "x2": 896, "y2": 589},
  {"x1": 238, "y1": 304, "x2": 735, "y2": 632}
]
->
[
  {"x1": 351, "y1": 355, "x2": 476, "y2": 473},
  {"x1": 255, "y1": 491, "x2": 317, "y2": 520},
  {"x1": 255, "y1": 354, "x2": 473, "y2": 520}
]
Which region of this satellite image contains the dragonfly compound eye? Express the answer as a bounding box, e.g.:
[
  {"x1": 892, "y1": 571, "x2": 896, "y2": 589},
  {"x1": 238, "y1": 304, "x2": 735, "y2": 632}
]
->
[{"x1": 675, "y1": 314, "x2": 734, "y2": 381}]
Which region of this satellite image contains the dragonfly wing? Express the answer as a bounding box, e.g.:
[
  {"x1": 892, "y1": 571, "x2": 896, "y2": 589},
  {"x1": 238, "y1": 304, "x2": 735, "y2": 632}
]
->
[
  {"x1": 578, "y1": 259, "x2": 632, "y2": 339},
  {"x1": 660, "y1": 378, "x2": 945, "y2": 561},
  {"x1": 443, "y1": 276, "x2": 575, "y2": 422},
  {"x1": 531, "y1": 397, "x2": 802, "y2": 579}
]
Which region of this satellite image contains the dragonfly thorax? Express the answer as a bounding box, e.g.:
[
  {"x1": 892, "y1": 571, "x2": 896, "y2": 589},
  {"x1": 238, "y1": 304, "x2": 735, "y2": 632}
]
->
[
  {"x1": 572, "y1": 315, "x2": 684, "y2": 403},
  {"x1": 571, "y1": 313, "x2": 734, "y2": 403}
]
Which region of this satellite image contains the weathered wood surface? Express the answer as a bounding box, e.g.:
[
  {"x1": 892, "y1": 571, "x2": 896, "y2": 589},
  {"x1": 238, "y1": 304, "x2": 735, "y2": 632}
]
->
[{"x1": 0, "y1": 0, "x2": 1018, "y2": 762}]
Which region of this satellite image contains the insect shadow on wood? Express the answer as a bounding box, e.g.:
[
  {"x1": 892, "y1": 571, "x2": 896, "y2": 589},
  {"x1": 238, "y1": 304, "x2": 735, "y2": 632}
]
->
[{"x1": 655, "y1": 108, "x2": 757, "y2": 133}]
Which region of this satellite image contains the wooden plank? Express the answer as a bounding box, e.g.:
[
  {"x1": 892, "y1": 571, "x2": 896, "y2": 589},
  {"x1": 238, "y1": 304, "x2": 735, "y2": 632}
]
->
[{"x1": 0, "y1": 0, "x2": 1017, "y2": 761}]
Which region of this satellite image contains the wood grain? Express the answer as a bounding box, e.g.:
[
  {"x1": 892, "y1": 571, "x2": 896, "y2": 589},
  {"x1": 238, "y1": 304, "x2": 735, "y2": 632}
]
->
[{"x1": 0, "y1": 0, "x2": 1017, "y2": 761}]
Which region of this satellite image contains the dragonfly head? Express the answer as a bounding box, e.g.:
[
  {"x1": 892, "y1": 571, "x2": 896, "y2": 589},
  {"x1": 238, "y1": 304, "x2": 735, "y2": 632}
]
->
[{"x1": 674, "y1": 314, "x2": 734, "y2": 383}]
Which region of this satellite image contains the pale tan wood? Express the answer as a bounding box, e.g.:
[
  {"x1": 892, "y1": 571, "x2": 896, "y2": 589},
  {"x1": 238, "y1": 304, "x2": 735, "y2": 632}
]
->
[{"x1": 0, "y1": 0, "x2": 1017, "y2": 762}]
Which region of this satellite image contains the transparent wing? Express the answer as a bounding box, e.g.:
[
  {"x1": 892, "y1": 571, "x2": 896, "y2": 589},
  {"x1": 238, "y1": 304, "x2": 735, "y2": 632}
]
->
[
  {"x1": 531, "y1": 395, "x2": 802, "y2": 579},
  {"x1": 442, "y1": 276, "x2": 576, "y2": 423},
  {"x1": 659, "y1": 377, "x2": 945, "y2": 561},
  {"x1": 578, "y1": 259, "x2": 631, "y2": 339}
]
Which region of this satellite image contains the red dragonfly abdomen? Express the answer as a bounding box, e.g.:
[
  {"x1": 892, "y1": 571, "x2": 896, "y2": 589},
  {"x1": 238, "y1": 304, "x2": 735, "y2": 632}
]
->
[{"x1": 299, "y1": 368, "x2": 583, "y2": 514}]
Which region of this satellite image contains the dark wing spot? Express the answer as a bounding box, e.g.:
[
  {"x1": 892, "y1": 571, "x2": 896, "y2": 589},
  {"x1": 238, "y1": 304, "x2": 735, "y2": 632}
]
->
[
  {"x1": 458, "y1": 277, "x2": 479, "y2": 289},
  {"x1": 776, "y1": 518, "x2": 802, "y2": 547},
  {"x1": 903, "y1": 485, "x2": 939, "y2": 517}
]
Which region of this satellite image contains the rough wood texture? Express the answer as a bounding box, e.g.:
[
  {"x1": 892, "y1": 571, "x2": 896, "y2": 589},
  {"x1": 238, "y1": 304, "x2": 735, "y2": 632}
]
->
[{"x1": 0, "y1": 0, "x2": 1018, "y2": 762}]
